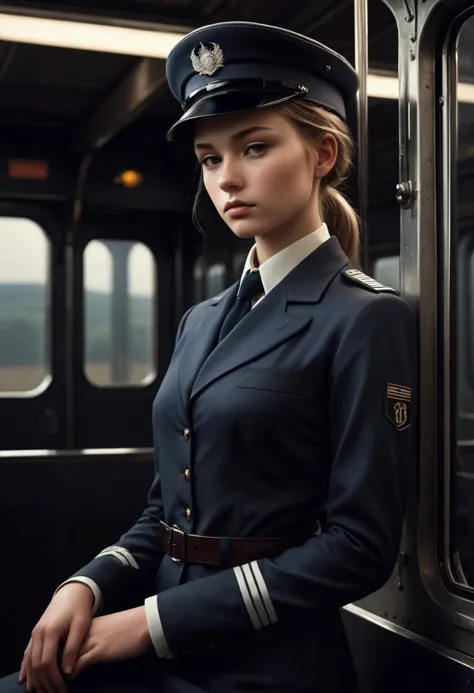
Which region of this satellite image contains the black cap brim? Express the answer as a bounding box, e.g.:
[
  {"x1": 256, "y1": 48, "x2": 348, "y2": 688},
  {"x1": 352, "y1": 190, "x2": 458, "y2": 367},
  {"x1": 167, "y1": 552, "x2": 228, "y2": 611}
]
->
[{"x1": 166, "y1": 88, "x2": 307, "y2": 142}]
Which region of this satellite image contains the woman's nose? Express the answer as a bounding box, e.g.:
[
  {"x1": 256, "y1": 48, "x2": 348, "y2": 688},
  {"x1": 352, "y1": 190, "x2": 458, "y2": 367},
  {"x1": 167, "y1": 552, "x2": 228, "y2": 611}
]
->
[{"x1": 218, "y1": 159, "x2": 244, "y2": 192}]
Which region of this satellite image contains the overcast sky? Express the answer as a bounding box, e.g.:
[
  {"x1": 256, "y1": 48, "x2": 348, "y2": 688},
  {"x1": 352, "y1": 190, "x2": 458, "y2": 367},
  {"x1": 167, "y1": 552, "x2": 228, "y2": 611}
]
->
[{"x1": 0, "y1": 217, "x2": 154, "y2": 296}]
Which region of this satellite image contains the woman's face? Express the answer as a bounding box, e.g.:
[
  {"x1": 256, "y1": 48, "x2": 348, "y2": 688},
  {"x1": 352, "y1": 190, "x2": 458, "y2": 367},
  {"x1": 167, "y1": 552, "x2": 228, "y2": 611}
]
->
[{"x1": 194, "y1": 107, "x2": 332, "y2": 243}]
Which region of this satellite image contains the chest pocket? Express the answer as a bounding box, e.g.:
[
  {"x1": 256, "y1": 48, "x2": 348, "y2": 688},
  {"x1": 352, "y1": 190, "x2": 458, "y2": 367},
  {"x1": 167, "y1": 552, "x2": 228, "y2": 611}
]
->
[{"x1": 237, "y1": 367, "x2": 313, "y2": 397}]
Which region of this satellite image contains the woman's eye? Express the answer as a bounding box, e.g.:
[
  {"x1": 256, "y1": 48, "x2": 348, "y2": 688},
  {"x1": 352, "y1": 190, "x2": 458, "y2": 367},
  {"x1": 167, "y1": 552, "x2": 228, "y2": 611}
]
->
[
  {"x1": 200, "y1": 155, "x2": 221, "y2": 168},
  {"x1": 246, "y1": 143, "x2": 268, "y2": 156}
]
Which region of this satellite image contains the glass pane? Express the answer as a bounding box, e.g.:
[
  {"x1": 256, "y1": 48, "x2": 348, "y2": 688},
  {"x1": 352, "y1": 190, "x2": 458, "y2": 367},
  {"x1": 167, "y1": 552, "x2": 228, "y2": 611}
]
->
[
  {"x1": 84, "y1": 240, "x2": 156, "y2": 387},
  {"x1": 452, "y1": 15, "x2": 474, "y2": 588},
  {"x1": 128, "y1": 243, "x2": 155, "y2": 384},
  {"x1": 373, "y1": 255, "x2": 400, "y2": 292},
  {"x1": 0, "y1": 217, "x2": 49, "y2": 394},
  {"x1": 205, "y1": 263, "x2": 225, "y2": 298},
  {"x1": 84, "y1": 241, "x2": 113, "y2": 386}
]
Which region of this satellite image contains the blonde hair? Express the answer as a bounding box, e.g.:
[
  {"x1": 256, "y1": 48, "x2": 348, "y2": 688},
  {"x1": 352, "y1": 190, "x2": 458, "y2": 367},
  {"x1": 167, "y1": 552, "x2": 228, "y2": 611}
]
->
[{"x1": 279, "y1": 98, "x2": 360, "y2": 266}]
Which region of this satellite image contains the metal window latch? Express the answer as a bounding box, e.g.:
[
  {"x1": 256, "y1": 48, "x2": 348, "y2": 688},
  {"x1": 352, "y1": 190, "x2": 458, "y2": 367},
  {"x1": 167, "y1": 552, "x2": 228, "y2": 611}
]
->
[{"x1": 396, "y1": 181, "x2": 414, "y2": 209}]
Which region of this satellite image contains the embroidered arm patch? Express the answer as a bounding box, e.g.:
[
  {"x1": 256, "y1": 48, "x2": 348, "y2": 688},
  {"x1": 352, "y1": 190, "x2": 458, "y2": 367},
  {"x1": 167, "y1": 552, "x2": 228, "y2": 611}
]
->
[{"x1": 386, "y1": 383, "x2": 411, "y2": 431}]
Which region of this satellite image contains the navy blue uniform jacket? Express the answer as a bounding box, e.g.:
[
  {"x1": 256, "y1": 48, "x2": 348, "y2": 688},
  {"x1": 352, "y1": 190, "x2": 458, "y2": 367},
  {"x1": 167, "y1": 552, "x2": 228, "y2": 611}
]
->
[{"x1": 72, "y1": 236, "x2": 416, "y2": 692}]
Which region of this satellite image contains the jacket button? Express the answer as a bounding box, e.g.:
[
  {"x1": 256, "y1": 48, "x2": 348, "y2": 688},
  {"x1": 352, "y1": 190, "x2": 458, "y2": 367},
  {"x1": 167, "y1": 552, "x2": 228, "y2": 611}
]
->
[
  {"x1": 185, "y1": 508, "x2": 192, "y2": 522},
  {"x1": 183, "y1": 428, "x2": 191, "y2": 441},
  {"x1": 184, "y1": 468, "x2": 191, "y2": 481}
]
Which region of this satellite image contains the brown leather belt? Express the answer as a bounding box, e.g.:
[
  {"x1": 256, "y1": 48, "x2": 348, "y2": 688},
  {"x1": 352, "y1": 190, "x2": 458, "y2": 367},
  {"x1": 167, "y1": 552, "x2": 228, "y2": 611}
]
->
[{"x1": 159, "y1": 521, "x2": 307, "y2": 567}]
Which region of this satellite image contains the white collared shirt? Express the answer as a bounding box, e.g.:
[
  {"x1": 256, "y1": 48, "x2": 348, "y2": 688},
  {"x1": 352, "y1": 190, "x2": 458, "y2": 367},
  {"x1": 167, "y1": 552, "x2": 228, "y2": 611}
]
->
[{"x1": 240, "y1": 223, "x2": 331, "y2": 307}]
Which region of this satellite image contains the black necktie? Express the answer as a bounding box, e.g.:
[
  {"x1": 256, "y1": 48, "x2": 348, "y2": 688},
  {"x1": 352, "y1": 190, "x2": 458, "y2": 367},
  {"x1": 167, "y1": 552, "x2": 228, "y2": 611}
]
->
[{"x1": 219, "y1": 269, "x2": 264, "y2": 341}]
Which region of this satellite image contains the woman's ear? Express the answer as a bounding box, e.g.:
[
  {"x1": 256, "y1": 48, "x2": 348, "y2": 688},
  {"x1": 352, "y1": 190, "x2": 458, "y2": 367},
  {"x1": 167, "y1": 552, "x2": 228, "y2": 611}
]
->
[{"x1": 313, "y1": 134, "x2": 338, "y2": 181}]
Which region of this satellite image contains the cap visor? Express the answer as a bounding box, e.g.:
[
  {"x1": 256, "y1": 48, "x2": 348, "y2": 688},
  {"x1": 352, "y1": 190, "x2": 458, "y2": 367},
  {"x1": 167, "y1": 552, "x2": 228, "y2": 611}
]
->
[{"x1": 166, "y1": 89, "x2": 301, "y2": 141}]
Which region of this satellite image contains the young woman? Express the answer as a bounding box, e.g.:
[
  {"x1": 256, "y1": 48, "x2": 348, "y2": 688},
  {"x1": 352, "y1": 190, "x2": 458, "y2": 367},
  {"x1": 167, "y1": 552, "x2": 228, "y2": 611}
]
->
[{"x1": 0, "y1": 21, "x2": 416, "y2": 693}]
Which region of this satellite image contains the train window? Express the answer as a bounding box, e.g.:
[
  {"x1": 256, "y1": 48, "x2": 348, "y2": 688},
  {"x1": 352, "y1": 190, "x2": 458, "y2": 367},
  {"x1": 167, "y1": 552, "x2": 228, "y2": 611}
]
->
[
  {"x1": 450, "y1": 14, "x2": 474, "y2": 589},
  {"x1": 0, "y1": 217, "x2": 49, "y2": 394},
  {"x1": 373, "y1": 255, "x2": 400, "y2": 292},
  {"x1": 83, "y1": 239, "x2": 156, "y2": 387},
  {"x1": 206, "y1": 263, "x2": 225, "y2": 298},
  {"x1": 193, "y1": 258, "x2": 227, "y2": 302}
]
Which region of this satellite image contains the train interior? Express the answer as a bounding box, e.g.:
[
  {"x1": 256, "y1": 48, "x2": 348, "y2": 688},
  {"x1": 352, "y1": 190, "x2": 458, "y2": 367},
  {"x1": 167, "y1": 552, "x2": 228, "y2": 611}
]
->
[
  {"x1": 0, "y1": 0, "x2": 407, "y2": 680},
  {"x1": 2, "y1": 0, "x2": 474, "y2": 689}
]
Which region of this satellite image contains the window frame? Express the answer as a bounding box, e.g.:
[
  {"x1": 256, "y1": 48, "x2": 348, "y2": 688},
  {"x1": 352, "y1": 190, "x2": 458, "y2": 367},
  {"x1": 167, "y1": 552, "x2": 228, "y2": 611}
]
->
[
  {"x1": 441, "y1": 7, "x2": 474, "y2": 602},
  {"x1": 0, "y1": 201, "x2": 67, "y2": 450},
  {"x1": 71, "y1": 211, "x2": 176, "y2": 451},
  {"x1": 458, "y1": 232, "x2": 474, "y2": 408},
  {"x1": 0, "y1": 210, "x2": 52, "y2": 399}
]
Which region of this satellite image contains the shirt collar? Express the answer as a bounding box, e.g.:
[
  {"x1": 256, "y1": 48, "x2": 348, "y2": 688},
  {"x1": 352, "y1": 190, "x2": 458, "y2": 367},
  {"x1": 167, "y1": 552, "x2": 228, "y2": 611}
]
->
[{"x1": 240, "y1": 223, "x2": 331, "y2": 296}]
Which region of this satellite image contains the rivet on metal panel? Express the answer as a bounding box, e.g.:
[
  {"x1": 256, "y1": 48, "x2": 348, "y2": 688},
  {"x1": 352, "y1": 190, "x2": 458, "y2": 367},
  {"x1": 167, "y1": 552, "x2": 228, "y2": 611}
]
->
[
  {"x1": 402, "y1": 0, "x2": 417, "y2": 42},
  {"x1": 402, "y1": 0, "x2": 414, "y2": 22}
]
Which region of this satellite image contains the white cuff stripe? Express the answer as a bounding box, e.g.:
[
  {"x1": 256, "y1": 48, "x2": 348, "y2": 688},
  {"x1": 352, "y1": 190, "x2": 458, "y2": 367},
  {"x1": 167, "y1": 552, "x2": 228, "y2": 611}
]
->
[
  {"x1": 54, "y1": 578, "x2": 103, "y2": 616},
  {"x1": 234, "y1": 566, "x2": 263, "y2": 630},
  {"x1": 96, "y1": 546, "x2": 139, "y2": 569},
  {"x1": 249, "y1": 561, "x2": 278, "y2": 624},
  {"x1": 144, "y1": 596, "x2": 173, "y2": 659},
  {"x1": 241, "y1": 564, "x2": 270, "y2": 627}
]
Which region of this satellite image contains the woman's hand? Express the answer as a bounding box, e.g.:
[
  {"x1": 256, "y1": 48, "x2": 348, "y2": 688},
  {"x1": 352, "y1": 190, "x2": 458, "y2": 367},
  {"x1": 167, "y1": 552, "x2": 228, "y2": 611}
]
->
[
  {"x1": 72, "y1": 606, "x2": 152, "y2": 678},
  {"x1": 19, "y1": 582, "x2": 94, "y2": 693}
]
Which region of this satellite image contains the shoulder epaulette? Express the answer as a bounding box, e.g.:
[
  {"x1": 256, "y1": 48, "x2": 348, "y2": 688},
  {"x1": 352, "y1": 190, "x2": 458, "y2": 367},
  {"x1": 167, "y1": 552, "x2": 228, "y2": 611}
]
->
[{"x1": 342, "y1": 268, "x2": 396, "y2": 294}]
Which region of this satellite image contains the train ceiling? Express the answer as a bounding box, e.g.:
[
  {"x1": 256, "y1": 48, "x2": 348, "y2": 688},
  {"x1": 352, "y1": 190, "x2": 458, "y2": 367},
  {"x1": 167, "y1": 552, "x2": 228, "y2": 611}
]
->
[
  {"x1": 0, "y1": 0, "x2": 398, "y2": 128},
  {"x1": 0, "y1": 0, "x2": 401, "y2": 219}
]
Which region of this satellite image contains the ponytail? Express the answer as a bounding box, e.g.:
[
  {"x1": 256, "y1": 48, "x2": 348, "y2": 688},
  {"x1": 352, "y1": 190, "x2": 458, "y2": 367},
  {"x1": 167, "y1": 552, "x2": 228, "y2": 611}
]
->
[{"x1": 320, "y1": 185, "x2": 360, "y2": 266}]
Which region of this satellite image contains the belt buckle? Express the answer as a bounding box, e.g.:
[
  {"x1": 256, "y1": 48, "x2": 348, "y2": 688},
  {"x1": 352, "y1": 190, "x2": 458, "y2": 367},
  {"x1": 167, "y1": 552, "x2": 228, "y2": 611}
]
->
[{"x1": 169, "y1": 525, "x2": 186, "y2": 562}]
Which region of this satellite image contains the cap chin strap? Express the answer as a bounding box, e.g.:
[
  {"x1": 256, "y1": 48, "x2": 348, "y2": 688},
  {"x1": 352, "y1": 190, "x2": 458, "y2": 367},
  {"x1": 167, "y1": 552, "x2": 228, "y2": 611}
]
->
[{"x1": 182, "y1": 78, "x2": 309, "y2": 112}]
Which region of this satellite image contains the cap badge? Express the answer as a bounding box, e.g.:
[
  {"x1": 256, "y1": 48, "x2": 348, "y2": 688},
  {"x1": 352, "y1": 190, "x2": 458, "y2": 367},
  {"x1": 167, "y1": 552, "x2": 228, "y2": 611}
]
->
[{"x1": 191, "y1": 42, "x2": 225, "y2": 76}]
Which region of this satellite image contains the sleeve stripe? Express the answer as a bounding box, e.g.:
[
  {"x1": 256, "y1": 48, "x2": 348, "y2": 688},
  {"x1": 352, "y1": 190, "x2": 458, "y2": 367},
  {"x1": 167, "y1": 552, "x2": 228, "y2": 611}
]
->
[
  {"x1": 248, "y1": 562, "x2": 271, "y2": 625},
  {"x1": 241, "y1": 563, "x2": 271, "y2": 627},
  {"x1": 96, "y1": 549, "x2": 129, "y2": 566},
  {"x1": 233, "y1": 565, "x2": 264, "y2": 630},
  {"x1": 249, "y1": 561, "x2": 278, "y2": 624},
  {"x1": 145, "y1": 596, "x2": 173, "y2": 659},
  {"x1": 109, "y1": 547, "x2": 139, "y2": 570},
  {"x1": 96, "y1": 546, "x2": 139, "y2": 569},
  {"x1": 247, "y1": 563, "x2": 271, "y2": 626}
]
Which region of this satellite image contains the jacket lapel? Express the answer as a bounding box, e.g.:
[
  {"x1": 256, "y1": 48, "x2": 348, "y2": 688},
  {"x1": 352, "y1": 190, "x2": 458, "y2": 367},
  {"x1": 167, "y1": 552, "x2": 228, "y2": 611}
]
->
[
  {"x1": 190, "y1": 280, "x2": 312, "y2": 402},
  {"x1": 184, "y1": 236, "x2": 350, "y2": 404},
  {"x1": 178, "y1": 283, "x2": 239, "y2": 408}
]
